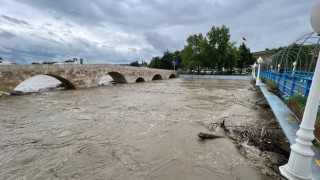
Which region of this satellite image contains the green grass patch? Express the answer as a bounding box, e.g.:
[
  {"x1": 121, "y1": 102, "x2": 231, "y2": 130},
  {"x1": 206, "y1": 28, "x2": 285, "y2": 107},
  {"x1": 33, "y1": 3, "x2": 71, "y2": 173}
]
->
[
  {"x1": 286, "y1": 95, "x2": 307, "y2": 113},
  {"x1": 314, "y1": 140, "x2": 320, "y2": 148},
  {"x1": 286, "y1": 95, "x2": 320, "y2": 126},
  {"x1": 316, "y1": 115, "x2": 320, "y2": 125},
  {"x1": 260, "y1": 76, "x2": 266, "y2": 83},
  {"x1": 266, "y1": 79, "x2": 278, "y2": 91}
]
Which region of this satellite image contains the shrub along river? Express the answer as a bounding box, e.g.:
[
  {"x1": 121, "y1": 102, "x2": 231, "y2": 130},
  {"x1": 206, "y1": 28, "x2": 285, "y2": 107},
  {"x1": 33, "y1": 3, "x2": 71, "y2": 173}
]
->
[{"x1": 0, "y1": 78, "x2": 287, "y2": 179}]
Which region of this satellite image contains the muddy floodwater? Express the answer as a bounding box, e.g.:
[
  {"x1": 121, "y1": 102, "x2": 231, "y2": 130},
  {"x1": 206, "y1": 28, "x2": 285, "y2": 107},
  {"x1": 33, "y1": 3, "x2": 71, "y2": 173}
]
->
[{"x1": 0, "y1": 78, "x2": 273, "y2": 180}]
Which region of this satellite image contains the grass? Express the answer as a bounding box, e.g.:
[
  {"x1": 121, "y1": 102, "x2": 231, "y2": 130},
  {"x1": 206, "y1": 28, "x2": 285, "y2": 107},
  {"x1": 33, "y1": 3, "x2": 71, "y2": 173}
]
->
[
  {"x1": 259, "y1": 76, "x2": 278, "y2": 90},
  {"x1": 314, "y1": 140, "x2": 320, "y2": 148},
  {"x1": 286, "y1": 95, "x2": 307, "y2": 114},
  {"x1": 285, "y1": 95, "x2": 320, "y2": 126},
  {"x1": 317, "y1": 116, "x2": 320, "y2": 125},
  {"x1": 260, "y1": 76, "x2": 266, "y2": 83},
  {"x1": 259, "y1": 78, "x2": 320, "y2": 127},
  {"x1": 280, "y1": 93, "x2": 320, "y2": 149},
  {"x1": 266, "y1": 79, "x2": 278, "y2": 91}
]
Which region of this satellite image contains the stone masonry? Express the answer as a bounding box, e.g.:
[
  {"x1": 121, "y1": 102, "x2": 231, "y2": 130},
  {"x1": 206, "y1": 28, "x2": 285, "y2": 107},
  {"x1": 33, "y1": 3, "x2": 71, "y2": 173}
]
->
[{"x1": 0, "y1": 64, "x2": 178, "y2": 94}]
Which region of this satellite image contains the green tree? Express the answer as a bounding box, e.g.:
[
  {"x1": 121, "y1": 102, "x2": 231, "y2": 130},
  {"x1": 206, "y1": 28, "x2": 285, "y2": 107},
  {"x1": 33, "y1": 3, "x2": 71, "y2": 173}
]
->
[
  {"x1": 140, "y1": 61, "x2": 148, "y2": 67},
  {"x1": 43, "y1": 61, "x2": 58, "y2": 64},
  {"x1": 173, "y1": 51, "x2": 182, "y2": 70},
  {"x1": 181, "y1": 33, "x2": 206, "y2": 74},
  {"x1": 160, "y1": 51, "x2": 174, "y2": 70},
  {"x1": 225, "y1": 44, "x2": 239, "y2": 74},
  {"x1": 181, "y1": 46, "x2": 193, "y2": 70},
  {"x1": 149, "y1": 56, "x2": 160, "y2": 68},
  {"x1": 238, "y1": 42, "x2": 254, "y2": 74},
  {"x1": 207, "y1": 25, "x2": 232, "y2": 74},
  {"x1": 130, "y1": 61, "x2": 140, "y2": 67}
]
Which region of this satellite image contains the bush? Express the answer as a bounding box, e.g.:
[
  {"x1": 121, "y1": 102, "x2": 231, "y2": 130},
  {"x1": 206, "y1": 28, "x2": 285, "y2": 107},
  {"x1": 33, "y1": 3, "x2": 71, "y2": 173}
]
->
[
  {"x1": 130, "y1": 61, "x2": 140, "y2": 67},
  {"x1": 260, "y1": 76, "x2": 266, "y2": 83},
  {"x1": 286, "y1": 95, "x2": 307, "y2": 114},
  {"x1": 266, "y1": 80, "x2": 278, "y2": 91}
]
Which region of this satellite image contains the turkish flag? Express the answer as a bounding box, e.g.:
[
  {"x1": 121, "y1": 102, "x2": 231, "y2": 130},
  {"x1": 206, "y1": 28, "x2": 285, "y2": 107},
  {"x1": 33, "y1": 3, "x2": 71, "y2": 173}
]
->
[{"x1": 242, "y1": 36, "x2": 247, "y2": 41}]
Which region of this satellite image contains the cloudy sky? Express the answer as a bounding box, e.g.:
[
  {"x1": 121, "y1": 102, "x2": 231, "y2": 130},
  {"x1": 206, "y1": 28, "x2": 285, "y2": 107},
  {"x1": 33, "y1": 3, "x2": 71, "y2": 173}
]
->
[{"x1": 0, "y1": 0, "x2": 317, "y2": 64}]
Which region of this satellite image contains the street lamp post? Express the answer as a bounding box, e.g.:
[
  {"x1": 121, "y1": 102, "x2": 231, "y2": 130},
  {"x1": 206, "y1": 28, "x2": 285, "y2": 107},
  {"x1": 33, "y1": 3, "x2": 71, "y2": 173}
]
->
[
  {"x1": 279, "y1": 2, "x2": 320, "y2": 179},
  {"x1": 278, "y1": 64, "x2": 281, "y2": 72},
  {"x1": 255, "y1": 57, "x2": 263, "y2": 86},
  {"x1": 292, "y1": 61, "x2": 297, "y2": 76},
  {"x1": 271, "y1": 65, "x2": 273, "y2": 71}
]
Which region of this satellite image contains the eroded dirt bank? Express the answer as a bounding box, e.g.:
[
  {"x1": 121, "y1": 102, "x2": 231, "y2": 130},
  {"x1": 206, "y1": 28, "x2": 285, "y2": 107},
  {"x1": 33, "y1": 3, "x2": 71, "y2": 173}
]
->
[{"x1": 0, "y1": 78, "x2": 286, "y2": 180}]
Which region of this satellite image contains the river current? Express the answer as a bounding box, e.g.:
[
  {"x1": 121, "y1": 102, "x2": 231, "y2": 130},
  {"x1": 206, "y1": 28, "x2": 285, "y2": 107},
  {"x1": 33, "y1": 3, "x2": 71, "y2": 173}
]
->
[{"x1": 0, "y1": 78, "x2": 271, "y2": 180}]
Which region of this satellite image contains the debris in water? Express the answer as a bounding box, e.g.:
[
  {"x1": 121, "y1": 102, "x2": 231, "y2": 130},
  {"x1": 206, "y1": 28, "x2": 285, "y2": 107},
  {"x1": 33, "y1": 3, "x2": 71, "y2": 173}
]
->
[
  {"x1": 198, "y1": 132, "x2": 223, "y2": 139},
  {"x1": 212, "y1": 119, "x2": 289, "y2": 178}
]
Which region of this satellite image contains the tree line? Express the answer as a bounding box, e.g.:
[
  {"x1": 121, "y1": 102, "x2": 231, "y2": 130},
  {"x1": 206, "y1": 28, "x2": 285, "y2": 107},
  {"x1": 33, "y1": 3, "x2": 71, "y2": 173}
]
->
[
  {"x1": 147, "y1": 25, "x2": 255, "y2": 74},
  {"x1": 130, "y1": 60, "x2": 148, "y2": 67},
  {"x1": 31, "y1": 58, "x2": 84, "y2": 64}
]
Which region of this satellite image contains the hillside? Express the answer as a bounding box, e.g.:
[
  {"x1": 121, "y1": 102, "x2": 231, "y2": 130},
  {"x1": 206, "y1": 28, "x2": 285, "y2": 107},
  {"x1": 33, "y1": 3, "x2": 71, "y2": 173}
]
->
[{"x1": 252, "y1": 49, "x2": 276, "y2": 59}]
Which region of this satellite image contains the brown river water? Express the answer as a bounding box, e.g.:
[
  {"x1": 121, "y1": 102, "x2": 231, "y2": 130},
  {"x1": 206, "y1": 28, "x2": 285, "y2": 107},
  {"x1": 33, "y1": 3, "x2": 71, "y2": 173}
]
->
[{"x1": 0, "y1": 78, "x2": 273, "y2": 180}]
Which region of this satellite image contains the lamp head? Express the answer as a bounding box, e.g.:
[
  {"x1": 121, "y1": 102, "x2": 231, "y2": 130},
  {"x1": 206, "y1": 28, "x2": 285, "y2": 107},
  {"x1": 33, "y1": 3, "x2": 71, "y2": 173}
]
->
[
  {"x1": 278, "y1": 64, "x2": 281, "y2": 67},
  {"x1": 293, "y1": 61, "x2": 297, "y2": 66},
  {"x1": 311, "y1": 2, "x2": 320, "y2": 35}
]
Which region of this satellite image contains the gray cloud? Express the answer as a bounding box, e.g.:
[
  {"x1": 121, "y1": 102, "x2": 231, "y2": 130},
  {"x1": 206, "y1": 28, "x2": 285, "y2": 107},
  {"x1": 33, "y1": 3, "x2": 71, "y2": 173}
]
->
[
  {"x1": 0, "y1": 28, "x2": 15, "y2": 39},
  {"x1": 0, "y1": 15, "x2": 30, "y2": 26},
  {"x1": 0, "y1": 0, "x2": 318, "y2": 64},
  {"x1": 144, "y1": 31, "x2": 175, "y2": 52}
]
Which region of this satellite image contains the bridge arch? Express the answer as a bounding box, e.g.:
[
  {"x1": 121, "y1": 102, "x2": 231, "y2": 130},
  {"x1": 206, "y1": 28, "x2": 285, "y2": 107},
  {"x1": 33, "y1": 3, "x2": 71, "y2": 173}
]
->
[
  {"x1": 169, "y1": 74, "x2": 177, "y2": 79},
  {"x1": 12, "y1": 74, "x2": 76, "y2": 95},
  {"x1": 107, "y1": 72, "x2": 128, "y2": 83},
  {"x1": 152, "y1": 74, "x2": 163, "y2": 80},
  {"x1": 135, "y1": 77, "x2": 145, "y2": 83},
  {"x1": 46, "y1": 74, "x2": 76, "y2": 89}
]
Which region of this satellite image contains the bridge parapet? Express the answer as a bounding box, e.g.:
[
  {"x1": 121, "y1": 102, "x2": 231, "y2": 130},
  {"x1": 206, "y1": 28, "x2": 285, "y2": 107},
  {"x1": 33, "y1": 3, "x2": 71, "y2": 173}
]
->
[{"x1": 0, "y1": 64, "x2": 178, "y2": 94}]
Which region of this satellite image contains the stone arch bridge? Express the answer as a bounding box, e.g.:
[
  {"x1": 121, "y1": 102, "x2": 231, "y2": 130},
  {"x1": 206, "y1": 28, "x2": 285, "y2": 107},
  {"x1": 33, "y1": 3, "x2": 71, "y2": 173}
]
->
[{"x1": 0, "y1": 64, "x2": 178, "y2": 94}]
